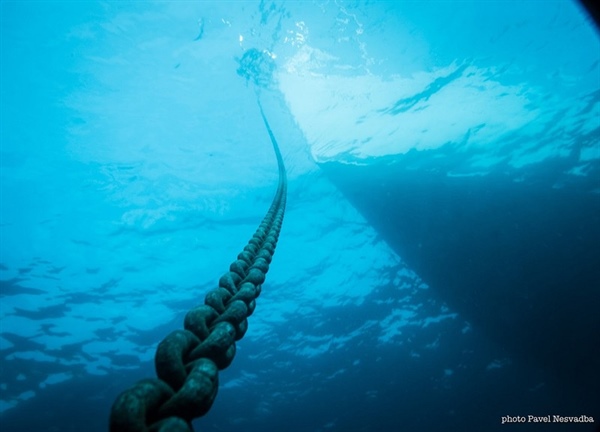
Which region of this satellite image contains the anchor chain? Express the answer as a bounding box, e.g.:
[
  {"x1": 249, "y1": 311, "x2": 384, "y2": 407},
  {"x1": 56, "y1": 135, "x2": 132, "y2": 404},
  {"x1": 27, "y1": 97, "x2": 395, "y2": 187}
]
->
[{"x1": 109, "y1": 102, "x2": 286, "y2": 431}]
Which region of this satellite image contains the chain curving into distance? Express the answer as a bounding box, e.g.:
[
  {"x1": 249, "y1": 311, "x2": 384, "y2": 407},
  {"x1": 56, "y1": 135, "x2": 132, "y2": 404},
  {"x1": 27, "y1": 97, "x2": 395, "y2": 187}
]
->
[{"x1": 109, "y1": 101, "x2": 286, "y2": 432}]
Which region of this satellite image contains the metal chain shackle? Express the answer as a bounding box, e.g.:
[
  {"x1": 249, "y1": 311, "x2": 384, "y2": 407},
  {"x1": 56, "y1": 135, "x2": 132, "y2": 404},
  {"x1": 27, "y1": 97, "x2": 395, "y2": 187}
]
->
[{"x1": 109, "y1": 102, "x2": 286, "y2": 432}]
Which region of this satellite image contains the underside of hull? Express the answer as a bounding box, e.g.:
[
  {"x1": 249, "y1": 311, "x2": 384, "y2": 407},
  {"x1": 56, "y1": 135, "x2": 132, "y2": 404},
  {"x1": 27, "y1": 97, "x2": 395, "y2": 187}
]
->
[{"x1": 320, "y1": 152, "x2": 600, "y2": 401}]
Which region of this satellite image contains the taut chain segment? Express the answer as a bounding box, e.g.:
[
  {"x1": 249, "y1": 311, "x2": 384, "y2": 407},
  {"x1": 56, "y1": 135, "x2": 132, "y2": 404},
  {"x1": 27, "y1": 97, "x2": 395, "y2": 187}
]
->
[{"x1": 109, "y1": 102, "x2": 286, "y2": 432}]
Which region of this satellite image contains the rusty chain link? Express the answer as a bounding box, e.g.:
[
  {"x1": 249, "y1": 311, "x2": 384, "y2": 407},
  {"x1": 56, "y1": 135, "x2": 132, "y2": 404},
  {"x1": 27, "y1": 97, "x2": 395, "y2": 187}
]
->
[{"x1": 109, "y1": 102, "x2": 286, "y2": 432}]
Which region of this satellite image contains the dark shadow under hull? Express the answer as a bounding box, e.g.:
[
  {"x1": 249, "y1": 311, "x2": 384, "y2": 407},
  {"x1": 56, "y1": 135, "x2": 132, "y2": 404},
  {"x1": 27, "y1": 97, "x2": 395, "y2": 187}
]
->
[{"x1": 321, "y1": 152, "x2": 600, "y2": 404}]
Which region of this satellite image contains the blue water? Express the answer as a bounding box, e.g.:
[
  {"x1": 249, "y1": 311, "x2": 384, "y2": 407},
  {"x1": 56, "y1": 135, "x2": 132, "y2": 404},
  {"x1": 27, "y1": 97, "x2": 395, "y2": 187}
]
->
[{"x1": 1, "y1": 1, "x2": 599, "y2": 431}]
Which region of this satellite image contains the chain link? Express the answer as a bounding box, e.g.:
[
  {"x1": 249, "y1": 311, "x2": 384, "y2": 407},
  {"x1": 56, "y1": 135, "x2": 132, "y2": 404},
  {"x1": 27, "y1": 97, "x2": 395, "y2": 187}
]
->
[{"x1": 109, "y1": 102, "x2": 286, "y2": 431}]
